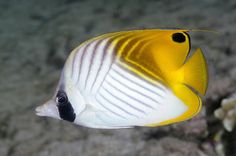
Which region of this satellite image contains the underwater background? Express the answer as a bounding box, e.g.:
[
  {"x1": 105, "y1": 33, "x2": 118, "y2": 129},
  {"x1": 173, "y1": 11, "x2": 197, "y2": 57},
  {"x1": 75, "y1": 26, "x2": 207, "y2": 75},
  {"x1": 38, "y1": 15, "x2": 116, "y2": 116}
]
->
[{"x1": 0, "y1": 0, "x2": 236, "y2": 155}]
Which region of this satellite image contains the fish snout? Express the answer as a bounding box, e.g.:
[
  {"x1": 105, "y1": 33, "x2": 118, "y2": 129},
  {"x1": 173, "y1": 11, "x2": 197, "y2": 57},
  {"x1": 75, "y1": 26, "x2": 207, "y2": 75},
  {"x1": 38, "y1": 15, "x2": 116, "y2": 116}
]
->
[{"x1": 35, "y1": 100, "x2": 59, "y2": 119}]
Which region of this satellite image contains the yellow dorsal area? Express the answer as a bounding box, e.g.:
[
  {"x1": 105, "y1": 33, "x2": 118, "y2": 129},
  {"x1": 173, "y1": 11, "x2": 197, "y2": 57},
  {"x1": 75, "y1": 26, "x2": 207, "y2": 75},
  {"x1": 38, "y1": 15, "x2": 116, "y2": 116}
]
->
[
  {"x1": 111, "y1": 29, "x2": 190, "y2": 84},
  {"x1": 112, "y1": 29, "x2": 208, "y2": 92},
  {"x1": 145, "y1": 31, "x2": 190, "y2": 71},
  {"x1": 106, "y1": 29, "x2": 208, "y2": 126}
]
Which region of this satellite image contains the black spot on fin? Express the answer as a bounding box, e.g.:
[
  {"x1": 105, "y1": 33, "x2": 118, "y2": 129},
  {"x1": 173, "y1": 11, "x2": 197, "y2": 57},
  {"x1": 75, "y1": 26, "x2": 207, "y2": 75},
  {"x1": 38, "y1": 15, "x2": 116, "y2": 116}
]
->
[{"x1": 172, "y1": 33, "x2": 186, "y2": 43}]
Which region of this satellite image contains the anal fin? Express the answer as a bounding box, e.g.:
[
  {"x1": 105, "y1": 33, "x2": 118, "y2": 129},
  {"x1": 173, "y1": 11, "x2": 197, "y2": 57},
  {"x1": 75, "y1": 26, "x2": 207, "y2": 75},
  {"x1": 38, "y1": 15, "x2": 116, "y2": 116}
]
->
[{"x1": 146, "y1": 84, "x2": 202, "y2": 127}]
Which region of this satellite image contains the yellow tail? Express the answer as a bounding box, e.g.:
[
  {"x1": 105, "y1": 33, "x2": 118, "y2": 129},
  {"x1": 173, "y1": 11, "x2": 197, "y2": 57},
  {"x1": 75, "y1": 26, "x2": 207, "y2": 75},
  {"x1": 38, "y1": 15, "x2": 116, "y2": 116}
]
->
[
  {"x1": 146, "y1": 48, "x2": 208, "y2": 127},
  {"x1": 157, "y1": 48, "x2": 208, "y2": 126},
  {"x1": 171, "y1": 48, "x2": 208, "y2": 122},
  {"x1": 180, "y1": 48, "x2": 208, "y2": 95}
]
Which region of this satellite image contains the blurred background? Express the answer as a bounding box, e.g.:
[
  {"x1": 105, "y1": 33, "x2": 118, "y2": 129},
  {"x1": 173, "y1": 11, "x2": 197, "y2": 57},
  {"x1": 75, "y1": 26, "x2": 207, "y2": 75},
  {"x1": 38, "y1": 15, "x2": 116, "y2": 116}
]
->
[{"x1": 0, "y1": 0, "x2": 236, "y2": 155}]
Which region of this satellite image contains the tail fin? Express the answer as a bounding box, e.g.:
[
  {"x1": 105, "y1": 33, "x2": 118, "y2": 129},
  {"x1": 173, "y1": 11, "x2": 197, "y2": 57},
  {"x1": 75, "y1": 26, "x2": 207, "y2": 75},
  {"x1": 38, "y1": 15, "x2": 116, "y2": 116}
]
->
[
  {"x1": 180, "y1": 48, "x2": 208, "y2": 95},
  {"x1": 163, "y1": 48, "x2": 208, "y2": 124},
  {"x1": 145, "y1": 48, "x2": 208, "y2": 126}
]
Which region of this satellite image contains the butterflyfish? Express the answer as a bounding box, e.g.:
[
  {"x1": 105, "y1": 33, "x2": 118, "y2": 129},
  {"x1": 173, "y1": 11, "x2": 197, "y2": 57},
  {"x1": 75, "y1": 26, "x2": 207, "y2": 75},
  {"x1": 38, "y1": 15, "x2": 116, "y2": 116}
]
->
[{"x1": 36, "y1": 29, "x2": 208, "y2": 129}]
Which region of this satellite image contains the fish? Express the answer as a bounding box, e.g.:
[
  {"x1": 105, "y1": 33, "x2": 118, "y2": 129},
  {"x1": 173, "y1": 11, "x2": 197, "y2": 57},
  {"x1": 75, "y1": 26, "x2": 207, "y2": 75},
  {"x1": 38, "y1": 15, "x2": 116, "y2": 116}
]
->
[{"x1": 35, "y1": 29, "x2": 208, "y2": 129}]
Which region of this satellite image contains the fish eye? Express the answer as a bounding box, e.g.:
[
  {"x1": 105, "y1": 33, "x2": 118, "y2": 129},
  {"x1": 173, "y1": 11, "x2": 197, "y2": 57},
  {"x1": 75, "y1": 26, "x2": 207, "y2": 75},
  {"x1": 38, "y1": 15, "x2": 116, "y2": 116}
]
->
[
  {"x1": 172, "y1": 33, "x2": 186, "y2": 43},
  {"x1": 56, "y1": 90, "x2": 76, "y2": 122},
  {"x1": 56, "y1": 91, "x2": 68, "y2": 105}
]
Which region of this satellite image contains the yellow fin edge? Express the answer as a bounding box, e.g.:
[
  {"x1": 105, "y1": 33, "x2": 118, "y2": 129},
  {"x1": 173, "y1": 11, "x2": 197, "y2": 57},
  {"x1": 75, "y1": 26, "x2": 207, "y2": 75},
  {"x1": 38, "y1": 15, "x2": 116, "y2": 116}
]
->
[
  {"x1": 145, "y1": 48, "x2": 208, "y2": 127},
  {"x1": 146, "y1": 84, "x2": 202, "y2": 127}
]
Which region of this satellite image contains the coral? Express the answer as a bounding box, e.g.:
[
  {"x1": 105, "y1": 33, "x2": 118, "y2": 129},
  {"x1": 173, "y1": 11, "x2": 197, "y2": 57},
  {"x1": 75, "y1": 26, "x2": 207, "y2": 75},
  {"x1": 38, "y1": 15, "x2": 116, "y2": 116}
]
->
[{"x1": 214, "y1": 95, "x2": 236, "y2": 132}]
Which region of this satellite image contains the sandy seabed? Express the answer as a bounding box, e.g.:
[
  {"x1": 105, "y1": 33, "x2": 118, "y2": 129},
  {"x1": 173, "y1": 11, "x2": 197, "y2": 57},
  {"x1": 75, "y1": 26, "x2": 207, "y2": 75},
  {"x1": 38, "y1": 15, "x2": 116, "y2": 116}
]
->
[{"x1": 0, "y1": 0, "x2": 236, "y2": 156}]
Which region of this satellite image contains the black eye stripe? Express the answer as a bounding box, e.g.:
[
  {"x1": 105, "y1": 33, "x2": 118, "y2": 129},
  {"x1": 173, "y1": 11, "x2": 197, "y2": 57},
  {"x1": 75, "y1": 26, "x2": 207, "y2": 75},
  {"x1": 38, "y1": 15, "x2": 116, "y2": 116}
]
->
[
  {"x1": 56, "y1": 91, "x2": 68, "y2": 104},
  {"x1": 57, "y1": 96, "x2": 66, "y2": 104},
  {"x1": 172, "y1": 33, "x2": 186, "y2": 43},
  {"x1": 56, "y1": 90, "x2": 76, "y2": 122}
]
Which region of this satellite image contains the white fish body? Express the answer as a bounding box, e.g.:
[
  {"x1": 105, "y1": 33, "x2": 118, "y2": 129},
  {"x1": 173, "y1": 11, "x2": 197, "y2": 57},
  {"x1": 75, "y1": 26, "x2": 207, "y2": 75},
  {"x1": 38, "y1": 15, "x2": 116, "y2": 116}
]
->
[{"x1": 36, "y1": 29, "x2": 208, "y2": 129}]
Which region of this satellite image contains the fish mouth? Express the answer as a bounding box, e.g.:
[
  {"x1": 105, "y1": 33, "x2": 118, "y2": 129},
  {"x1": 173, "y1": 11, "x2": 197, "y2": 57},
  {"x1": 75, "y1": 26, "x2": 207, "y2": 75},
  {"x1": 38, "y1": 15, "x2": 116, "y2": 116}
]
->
[
  {"x1": 35, "y1": 105, "x2": 47, "y2": 116},
  {"x1": 35, "y1": 100, "x2": 59, "y2": 118}
]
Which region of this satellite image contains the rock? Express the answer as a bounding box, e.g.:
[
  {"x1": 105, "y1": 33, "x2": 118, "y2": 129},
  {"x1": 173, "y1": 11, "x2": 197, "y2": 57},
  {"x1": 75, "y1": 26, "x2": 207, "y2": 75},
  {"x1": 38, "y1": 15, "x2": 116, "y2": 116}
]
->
[{"x1": 214, "y1": 95, "x2": 236, "y2": 132}]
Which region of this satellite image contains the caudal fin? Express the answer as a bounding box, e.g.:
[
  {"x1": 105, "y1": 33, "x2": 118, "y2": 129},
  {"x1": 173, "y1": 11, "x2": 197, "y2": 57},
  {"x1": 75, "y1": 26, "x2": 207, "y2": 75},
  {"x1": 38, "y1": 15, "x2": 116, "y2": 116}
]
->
[
  {"x1": 164, "y1": 48, "x2": 208, "y2": 124},
  {"x1": 180, "y1": 48, "x2": 208, "y2": 95},
  {"x1": 145, "y1": 48, "x2": 208, "y2": 126}
]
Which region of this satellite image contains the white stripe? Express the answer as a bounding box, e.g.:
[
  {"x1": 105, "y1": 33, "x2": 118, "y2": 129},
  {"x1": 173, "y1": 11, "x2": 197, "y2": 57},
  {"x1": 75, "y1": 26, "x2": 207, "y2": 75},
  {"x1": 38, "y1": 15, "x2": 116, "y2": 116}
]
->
[
  {"x1": 85, "y1": 38, "x2": 110, "y2": 92},
  {"x1": 103, "y1": 80, "x2": 148, "y2": 114},
  {"x1": 111, "y1": 64, "x2": 165, "y2": 103},
  {"x1": 78, "y1": 40, "x2": 99, "y2": 90},
  {"x1": 96, "y1": 91, "x2": 136, "y2": 119},
  {"x1": 105, "y1": 73, "x2": 159, "y2": 111},
  {"x1": 90, "y1": 42, "x2": 114, "y2": 94},
  {"x1": 95, "y1": 96, "x2": 126, "y2": 119},
  {"x1": 113, "y1": 64, "x2": 166, "y2": 93},
  {"x1": 71, "y1": 44, "x2": 86, "y2": 83},
  {"x1": 99, "y1": 85, "x2": 142, "y2": 118}
]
